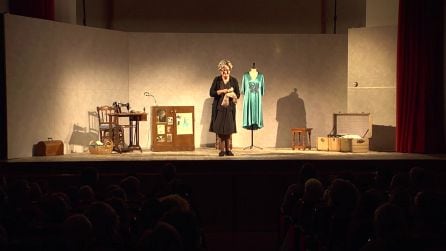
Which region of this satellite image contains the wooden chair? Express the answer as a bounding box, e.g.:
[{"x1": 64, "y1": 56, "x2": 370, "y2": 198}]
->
[{"x1": 96, "y1": 105, "x2": 118, "y2": 142}]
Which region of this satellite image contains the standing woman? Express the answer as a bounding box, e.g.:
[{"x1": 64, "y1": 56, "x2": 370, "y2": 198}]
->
[{"x1": 209, "y1": 59, "x2": 240, "y2": 156}]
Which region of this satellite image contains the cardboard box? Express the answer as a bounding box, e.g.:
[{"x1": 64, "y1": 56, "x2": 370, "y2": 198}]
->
[
  {"x1": 328, "y1": 137, "x2": 341, "y2": 152},
  {"x1": 317, "y1": 137, "x2": 329, "y2": 151}
]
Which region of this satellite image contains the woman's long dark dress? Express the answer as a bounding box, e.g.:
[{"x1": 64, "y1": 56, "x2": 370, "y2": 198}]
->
[{"x1": 209, "y1": 76, "x2": 240, "y2": 135}]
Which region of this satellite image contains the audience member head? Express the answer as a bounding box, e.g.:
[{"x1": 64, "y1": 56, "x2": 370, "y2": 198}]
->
[
  {"x1": 355, "y1": 188, "x2": 386, "y2": 218},
  {"x1": 409, "y1": 166, "x2": 428, "y2": 193},
  {"x1": 373, "y1": 202, "x2": 408, "y2": 244},
  {"x1": 298, "y1": 162, "x2": 318, "y2": 184},
  {"x1": 327, "y1": 178, "x2": 359, "y2": 212},
  {"x1": 79, "y1": 185, "x2": 96, "y2": 205},
  {"x1": 388, "y1": 188, "x2": 412, "y2": 212},
  {"x1": 106, "y1": 197, "x2": 131, "y2": 231},
  {"x1": 137, "y1": 221, "x2": 183, "y2": 251},
  {"x1": 6, "y1": 178, "x2": 31, "y2": 208},
  {"x1": 389, "y1": 172, "x2": 410, "y2": 193},
  {"x1": 80, "y1": 167, "x2": 99, "y2": 188},
  {"x1": 373, "y1": 166, "x2": 393, "y2": 192},
  {"x1": 64, "y1": 214, "x2": 93, "y2": 245},
  {"x1": 85, "y1": 201, "x2": 120, "y2": 241},
  {"x1": 139, "y1": 197, "x2": 164, "y2": 231},
  {"x1": 161, "y1": 163, "x2": 177, "y2": 183},
  {"x1": 414, "y1": 191, "x2": 444, "y2": 228},
  {"x1": 105, "y1": 184, "x2": 127, "y2": 201},
  {"x1": 41, "y1": 192, "x2": 71, "y2": 224},
  {"x1": 160, "y1": 194, "x2": 191, "y2": 215},
  {"x1": 163, "y1": 210, "x2": 201, "y2": 251},
  {"x1": 303, "y1": 178, "x2": 323, "y2": 204},
  {"x1": 64, "y1": 185, "x2": 80, "y2": 209},
  {"x1": 29, "y1": 181, "x2": 43, "y2": 202},
  {"x1": 120, "y1": 176, "x2": 142, "y2": 199}
]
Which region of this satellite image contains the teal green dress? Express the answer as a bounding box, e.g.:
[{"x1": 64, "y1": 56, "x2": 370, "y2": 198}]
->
[{"x1": 241, "y1": 72, "x2": 265, "y2": 130}]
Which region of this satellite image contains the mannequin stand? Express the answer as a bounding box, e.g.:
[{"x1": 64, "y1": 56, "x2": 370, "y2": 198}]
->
[{"x1": 243, "y1": 127, "x2": 263, "y2": 150}]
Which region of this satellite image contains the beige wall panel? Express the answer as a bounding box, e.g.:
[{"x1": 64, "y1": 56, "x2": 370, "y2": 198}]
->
[
  {"x1": 128, "y1": 33, "x2": 348, "y2": 149},
  {"x1": 5, "y1": 15, "x2": 348, "y2": 157},
  {"x1": 5, "y1": 15, "x2": 128, "y2": 158},
  {"x1": 347, "y1": 87, "x2": 395, "y2": 126},
  {"x1": 348, "y1": 26, "x2": 397, "y2": 88},
  {"x1": 348, "y1": 26, "x2": 396, "y2": 123},
  {"x1": 348, "y1": 26, "x2": 397, "y2": 150}
]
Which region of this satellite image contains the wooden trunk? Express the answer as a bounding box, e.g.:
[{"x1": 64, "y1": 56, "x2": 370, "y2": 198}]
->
[{"x1": 34, "y1": 140, "x2": 64, "y2": 156}]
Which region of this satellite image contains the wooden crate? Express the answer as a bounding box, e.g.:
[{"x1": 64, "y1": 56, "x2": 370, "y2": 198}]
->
[
  {"x1": 317, "y1": 137, "x2": 329, "y2": 151},
  {"x1": 352, "y1": 138, "x2": 369, "y2": 153},
  {"x1": 328, "y1": 137, "x2": 341, "y2": 152},
  {"x1": 340, "y1": 138, "x2": 369, "y2": 153},
  {"x1": 340, "y1": 138, "x2": 352, "y2": 152}
]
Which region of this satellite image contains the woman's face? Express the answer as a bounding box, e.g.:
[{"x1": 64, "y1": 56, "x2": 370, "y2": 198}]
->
[{"x1": 220, "y1": 65, "x2": 231, "y2": 80}]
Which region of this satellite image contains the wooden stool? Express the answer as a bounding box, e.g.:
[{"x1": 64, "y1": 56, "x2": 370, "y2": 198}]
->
[{"x1": 291, "y1": 128, "x2": 312, "y2": 150}]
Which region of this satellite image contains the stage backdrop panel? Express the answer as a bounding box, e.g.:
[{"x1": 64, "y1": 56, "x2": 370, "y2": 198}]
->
[
  {"x1": 348, "y1": 26, "x2": 397, "y2": 151},
  {"x1": 128, "y1": 33, "x2": 348, "y2": 149},
  {"x1": 5, "y1": 14, "x2": 348, "y2": 158},
  {"x1": 5, "y1": 14, "x2": 129, "y2": 158}
]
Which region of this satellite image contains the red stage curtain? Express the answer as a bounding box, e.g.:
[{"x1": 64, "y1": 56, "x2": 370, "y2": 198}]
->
[
  {"x1": 396, "y1": 0, "x2": 445, "y2": 153},
  {"x1": 9, "y1": 0, "x2": 55, "y2": 21}
]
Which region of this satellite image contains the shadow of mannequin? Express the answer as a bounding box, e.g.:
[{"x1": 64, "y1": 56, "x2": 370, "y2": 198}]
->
[
  {"x1": 200, "y1": 97, "x2": 215, "y2": 147},
  {"x1": 275, "y1": 88, "x2": 307, "y2": 148}
]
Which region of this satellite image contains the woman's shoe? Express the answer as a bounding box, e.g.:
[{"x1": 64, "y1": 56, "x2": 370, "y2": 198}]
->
[
  {"x1": 218, "y1": 151, "x2": 225, "y2": 156},
  {"x1": 226, "y1": 150, "x2": 234, "y2": 156}
]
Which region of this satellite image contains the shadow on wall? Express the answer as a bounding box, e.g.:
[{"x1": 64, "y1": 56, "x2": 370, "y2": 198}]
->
[
  {"x1": 276, "y1": 88, "x2": 307, "y2": 148},
  {"x1": 200, "y1": 97, "x2": 215, "y2": 147},
  {"x1": 370, "y1": 124, "x2": 396, "y2": 152},
  {"x1": 68, "y1": 123, "x2": 98, "y2": 152}
]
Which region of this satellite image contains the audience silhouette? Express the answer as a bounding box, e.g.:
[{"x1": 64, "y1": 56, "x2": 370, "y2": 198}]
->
[{"x1": 0, "y1": 163, "x2": 444, "y2": 251}]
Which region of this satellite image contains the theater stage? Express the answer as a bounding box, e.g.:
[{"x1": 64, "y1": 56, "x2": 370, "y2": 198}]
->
[{"x1": 2, "y1": 146, "x2": 445, "y2": 176}]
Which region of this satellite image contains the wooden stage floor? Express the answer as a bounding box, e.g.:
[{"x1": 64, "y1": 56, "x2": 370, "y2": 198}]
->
[{"x1": 5, "y1": 147, "x2": 446, "y2": 163}]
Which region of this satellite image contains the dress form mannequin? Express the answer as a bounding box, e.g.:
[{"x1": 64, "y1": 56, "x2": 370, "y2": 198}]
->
[
  {"x1": 242, "y1": 62, "x2": 263, "y2": 150},
  {"x1": 249, "y1": 67, "x2": 258, "y2": 80}
]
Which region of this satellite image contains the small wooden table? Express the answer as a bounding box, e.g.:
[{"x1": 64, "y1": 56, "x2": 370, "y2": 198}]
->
[{"x1": 291, "y1": 128, "x2": 312, "y2": 150}]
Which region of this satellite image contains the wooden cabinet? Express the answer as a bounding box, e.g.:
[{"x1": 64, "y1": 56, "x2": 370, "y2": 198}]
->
[{"x1": 151, "y1": 106, "x2": 195, "y2": 151}]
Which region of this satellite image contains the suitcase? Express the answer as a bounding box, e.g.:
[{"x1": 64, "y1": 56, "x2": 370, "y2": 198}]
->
[{"x1": 34, "y1": 139, "x2": 64, "y2": 156}]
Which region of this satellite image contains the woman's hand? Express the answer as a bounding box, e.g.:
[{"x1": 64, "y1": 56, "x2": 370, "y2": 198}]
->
[{"x1": 218, "y1": 89, "x2": 229, "y2": 95}]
